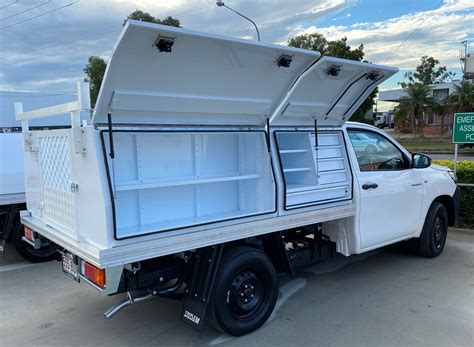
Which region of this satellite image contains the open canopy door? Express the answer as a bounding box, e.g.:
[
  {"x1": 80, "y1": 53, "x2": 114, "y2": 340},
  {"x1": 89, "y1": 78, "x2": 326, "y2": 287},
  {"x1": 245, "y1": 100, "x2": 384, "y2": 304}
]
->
[
  {"x1": 92, "y1": 21, "x2": 320, "y2": 126},
  {"x1": 93, "y1": 21, "x2": 397, "y2": 127},
  {"x1": 269, "y1": 57, "x2": 398, "y2": 127}
]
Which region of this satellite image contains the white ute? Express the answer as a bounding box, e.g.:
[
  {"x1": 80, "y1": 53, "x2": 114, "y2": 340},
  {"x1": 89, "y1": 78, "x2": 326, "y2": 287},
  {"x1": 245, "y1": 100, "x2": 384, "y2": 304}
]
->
[{"x1": 16, "y1": 21, "x2": 460, "y2": 336}]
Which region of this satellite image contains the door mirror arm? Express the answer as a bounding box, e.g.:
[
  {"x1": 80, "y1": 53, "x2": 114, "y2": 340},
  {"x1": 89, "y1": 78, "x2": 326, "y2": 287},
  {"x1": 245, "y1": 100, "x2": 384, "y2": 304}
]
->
[{"x1": 411, "y1": 153, "x2": 432, "y2": 169}]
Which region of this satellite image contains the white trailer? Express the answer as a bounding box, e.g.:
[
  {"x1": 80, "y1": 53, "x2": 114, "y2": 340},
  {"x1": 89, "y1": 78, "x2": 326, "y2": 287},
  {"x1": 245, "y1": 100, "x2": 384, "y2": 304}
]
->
[{"x1": 16, "y1": 21, "x2": 460, "y2": 336}]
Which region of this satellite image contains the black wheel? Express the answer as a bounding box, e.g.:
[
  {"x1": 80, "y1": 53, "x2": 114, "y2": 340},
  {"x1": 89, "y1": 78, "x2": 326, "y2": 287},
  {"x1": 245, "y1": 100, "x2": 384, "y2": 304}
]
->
[
  {"x1": 208, "y1": 247, "x2": 278, "y2": 336},
  {"x1": 416, "y1": 202, "x2": 448, "y2": 258},
  {"x1": 12, "y1": 220, "x2": 56, "y2": 263}
]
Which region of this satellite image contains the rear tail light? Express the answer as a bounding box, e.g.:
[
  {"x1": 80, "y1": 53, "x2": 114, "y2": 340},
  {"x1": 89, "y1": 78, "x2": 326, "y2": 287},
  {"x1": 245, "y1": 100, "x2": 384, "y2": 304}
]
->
[
  {"x1": 82, "y1": 261, "x2": 106, "y2": 288},
  {"x1": 23, "y1": 227, "x2": 34, "y2": 241}
]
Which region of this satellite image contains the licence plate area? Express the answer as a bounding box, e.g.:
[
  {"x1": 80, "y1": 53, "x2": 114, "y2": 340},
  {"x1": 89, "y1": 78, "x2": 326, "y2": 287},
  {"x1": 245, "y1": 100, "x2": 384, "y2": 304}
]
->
[{"x1": 62, "y1": 252, "x2": 80, "y2": 282}]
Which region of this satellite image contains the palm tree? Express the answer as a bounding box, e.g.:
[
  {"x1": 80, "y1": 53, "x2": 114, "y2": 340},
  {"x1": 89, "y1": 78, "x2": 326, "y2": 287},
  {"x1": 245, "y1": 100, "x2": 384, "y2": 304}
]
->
[
  {"x1": 430, "y1": 96, "x2": 450, "y2": 135},
  {"x1": 448, "y1": 80, "x2": 474, "y2": 113},
  {"x1": 395, "y1": 83, "x2": 432, "y2": 135}
]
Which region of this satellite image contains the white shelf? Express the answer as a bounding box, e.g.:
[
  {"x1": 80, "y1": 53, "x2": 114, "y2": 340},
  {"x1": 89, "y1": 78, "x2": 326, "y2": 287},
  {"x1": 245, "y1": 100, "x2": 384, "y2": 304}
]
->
[
  {"x1": 286, "y1": 183, "x2": 319, "y2": 193},
  {"x1": 283, "y1": 167, "x2": 312, "y2": 173},
  {"x1": 318, "y1": 157, "x2": 343, "y2": 162},
  {"x1": 279, "y1": 149, "x2": 308, "y2": 154},
  {"x1": 117, "y1": 208, "x2": 273, "y2": 237},
  {"x1": 316, "y1": 145, "x2": 341, "y2": 149},
  {"x1": 116, "y1": 173, "x2": 261, "y2": 191}
]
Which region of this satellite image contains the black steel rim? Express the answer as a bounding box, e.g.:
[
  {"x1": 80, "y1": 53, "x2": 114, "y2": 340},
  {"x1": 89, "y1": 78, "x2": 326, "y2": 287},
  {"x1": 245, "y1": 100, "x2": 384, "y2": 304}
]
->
[
  {"x1": 227, "y1": 270, "x2": 265, "y2": 321},
  {"x1": 433, "y1": 216, "x2": 445, "y2": 249}
]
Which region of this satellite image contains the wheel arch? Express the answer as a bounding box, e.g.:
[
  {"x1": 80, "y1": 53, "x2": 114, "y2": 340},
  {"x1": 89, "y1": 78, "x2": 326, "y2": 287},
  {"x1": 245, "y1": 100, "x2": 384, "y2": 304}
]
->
[{"x1": 432, "y1": 195, "x2": 455, "y2": 227}]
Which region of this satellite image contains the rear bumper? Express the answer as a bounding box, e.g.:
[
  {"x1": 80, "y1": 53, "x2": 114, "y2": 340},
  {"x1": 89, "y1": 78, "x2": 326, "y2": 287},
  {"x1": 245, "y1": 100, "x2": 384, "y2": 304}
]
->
[
  {"x1": 21, "y1": 212, "x2": 123, "y2": 295},
  {"x1": 453, "y1": 186, "x2": 461, "y2": 226},
  {"x1": 20, "y1": 211, "x2": 102, "y2": 267}
]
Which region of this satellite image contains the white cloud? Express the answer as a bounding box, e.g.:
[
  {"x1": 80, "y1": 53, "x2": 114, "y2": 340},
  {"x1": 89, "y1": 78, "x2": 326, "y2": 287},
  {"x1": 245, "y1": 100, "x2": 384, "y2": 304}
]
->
[
  {"x1": 290, "y1": 1, "x2": 474, "y2": 69},
  {"x1": 0, "y1": 0, "x2": 472, "y2": 93},
  {"x1": 27, "y1": 76, "x2": 83, "y2": 87},
  {"x1": 0, "y1": 0, "x2": 357, "y2": 92}
]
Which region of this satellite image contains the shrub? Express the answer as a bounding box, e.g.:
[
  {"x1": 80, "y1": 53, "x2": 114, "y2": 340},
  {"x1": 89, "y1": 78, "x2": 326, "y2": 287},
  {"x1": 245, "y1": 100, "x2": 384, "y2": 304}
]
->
[{"x1": 433, "y1": 160, "x2": 474, "y2": 228}]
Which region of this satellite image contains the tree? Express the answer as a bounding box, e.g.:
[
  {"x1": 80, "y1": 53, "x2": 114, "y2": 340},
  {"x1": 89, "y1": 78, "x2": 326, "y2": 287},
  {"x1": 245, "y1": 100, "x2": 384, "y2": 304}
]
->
[
  {"x1": 83, "y1": 56, "x2": 107, "y2": 108},
  {"x1": 425, "y1": 81, "x2": 473, "y2": 136},
  {"x1": 288, "y1": 33, "x2": 364, "y2": 61},
  {"x1": 400, "y1": 55, "x2": 453, "y2": 87},
  {"x1": 395, "y1": 83, "x2": 432, "y2": 136},
  {"x1": 448, "y1": 80, "x2": 474, "y2": 113},
  {"x1": 85, "y1": 11, "x2": 181, "y2": 108},
  {"x1": 430, "y1": 96, "x2": 451, "y2": 135},
  {"x1": 288, "y1": 33, "x2": 371, "y2": 123},
  {"x1": 123, "y1": 10, "x2": 180, "y2": 27}
]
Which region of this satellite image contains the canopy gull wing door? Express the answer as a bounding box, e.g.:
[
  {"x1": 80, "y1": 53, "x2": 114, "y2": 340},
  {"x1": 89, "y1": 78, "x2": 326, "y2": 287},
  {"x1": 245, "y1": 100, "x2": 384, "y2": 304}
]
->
[
  {"x1": 92, "y1": 20, "x2": 320, "y2": 126},
  {"x1": 269, "y1": 57, "x2": 398, "y2": 127}
]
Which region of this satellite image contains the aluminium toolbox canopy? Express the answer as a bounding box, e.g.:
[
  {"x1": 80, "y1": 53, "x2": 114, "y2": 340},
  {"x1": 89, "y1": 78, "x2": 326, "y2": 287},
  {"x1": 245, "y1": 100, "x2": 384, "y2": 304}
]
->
[{"x1": 93, "y1": 20, "x2": 397, "y2": 127}]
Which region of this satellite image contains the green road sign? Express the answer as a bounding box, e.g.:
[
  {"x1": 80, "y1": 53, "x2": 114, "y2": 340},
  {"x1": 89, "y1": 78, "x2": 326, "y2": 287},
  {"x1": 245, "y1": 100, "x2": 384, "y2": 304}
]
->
[{"x1": 453, "y1": 112, "x2": 474, "y2": 144}]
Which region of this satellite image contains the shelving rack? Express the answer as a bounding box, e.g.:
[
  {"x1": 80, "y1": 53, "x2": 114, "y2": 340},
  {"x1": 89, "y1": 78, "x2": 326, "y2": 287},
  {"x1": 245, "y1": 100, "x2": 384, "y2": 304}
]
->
[
  {"x1": 276, "y1": 131, "x2": 352, "y2": 209},
  {"x1": 105, "y1": 131, "x2": 275, "y2": 238}
]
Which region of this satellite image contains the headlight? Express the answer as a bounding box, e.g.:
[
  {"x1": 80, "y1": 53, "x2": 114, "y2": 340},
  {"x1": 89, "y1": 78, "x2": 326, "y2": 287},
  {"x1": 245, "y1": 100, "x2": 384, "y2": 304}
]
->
[{"x1": 447, "y1": 171, "x2": 457, "y2": 183}]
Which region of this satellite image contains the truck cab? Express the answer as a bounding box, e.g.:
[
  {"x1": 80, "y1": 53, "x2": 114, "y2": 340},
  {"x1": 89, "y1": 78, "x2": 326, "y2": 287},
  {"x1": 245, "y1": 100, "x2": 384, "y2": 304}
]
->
[{"x1": 343, "y1": 122, "x2": 458, "y2": 254}]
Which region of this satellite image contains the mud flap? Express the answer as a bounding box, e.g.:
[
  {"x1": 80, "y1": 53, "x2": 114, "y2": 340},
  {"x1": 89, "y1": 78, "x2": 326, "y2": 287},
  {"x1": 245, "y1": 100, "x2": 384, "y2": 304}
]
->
[{"x1": 181, "y1": 244, "x2": 224, "y2": 330}]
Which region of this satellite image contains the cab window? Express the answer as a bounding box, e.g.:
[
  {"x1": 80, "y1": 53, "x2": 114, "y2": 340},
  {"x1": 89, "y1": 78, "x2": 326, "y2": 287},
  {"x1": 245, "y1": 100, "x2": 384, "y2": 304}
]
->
[{"x1": 347, "y1": 129, "x2": 409, "y2": 171}]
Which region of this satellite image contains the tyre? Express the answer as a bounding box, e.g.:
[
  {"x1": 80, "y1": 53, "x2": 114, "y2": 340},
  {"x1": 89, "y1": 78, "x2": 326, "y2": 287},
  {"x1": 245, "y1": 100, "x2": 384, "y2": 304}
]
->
[
  {"x1": 416, "y1": 202, "x2": 448, "y2": 258},
  {"x1": 208, "y1": 246, "x2": 278, "y2": 336},
  {"x1": 12, "y1": 220, "x2": 56, "y2": 263}
]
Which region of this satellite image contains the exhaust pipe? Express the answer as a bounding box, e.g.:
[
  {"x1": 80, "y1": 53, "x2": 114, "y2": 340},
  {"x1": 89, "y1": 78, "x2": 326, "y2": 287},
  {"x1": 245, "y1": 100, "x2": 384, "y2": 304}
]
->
[{"x1": 104, "y1": 292, "x2": 155, "y2": 319}]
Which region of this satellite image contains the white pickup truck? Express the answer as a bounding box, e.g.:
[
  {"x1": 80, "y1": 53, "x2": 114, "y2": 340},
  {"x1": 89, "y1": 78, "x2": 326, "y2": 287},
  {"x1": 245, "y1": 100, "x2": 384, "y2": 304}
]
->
[{"x1": 16, "y1": 21, "x2": 460, "y2": 336}]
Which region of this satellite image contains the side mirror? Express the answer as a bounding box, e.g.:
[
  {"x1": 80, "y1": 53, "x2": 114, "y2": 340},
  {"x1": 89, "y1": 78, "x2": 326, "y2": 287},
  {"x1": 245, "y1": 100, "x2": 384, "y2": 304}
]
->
[{"x1": 411, "y1": 153, "x2": 431, "y2": 169}]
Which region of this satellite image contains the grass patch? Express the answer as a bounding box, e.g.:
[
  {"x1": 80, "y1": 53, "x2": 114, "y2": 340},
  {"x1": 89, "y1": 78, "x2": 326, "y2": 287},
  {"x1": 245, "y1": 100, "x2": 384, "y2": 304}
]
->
[{"x1": 397, "y1": 138, "x2": 473, "y2": 152}]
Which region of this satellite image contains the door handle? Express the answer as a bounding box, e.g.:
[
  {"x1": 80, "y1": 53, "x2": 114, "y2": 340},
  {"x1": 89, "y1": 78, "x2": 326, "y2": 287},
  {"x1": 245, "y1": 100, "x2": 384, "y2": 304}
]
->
[{"x1": 362, "y1": 182, "x2": 378, "y2": 190}]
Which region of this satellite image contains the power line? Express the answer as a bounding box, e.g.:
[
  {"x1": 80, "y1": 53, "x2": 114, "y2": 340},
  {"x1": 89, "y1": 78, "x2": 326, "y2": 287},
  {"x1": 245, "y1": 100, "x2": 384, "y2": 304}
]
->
[
  {"x1": 1, "y1": 0, "x2": 53, "y2": 22},
  {"x1": 0, "y1": 0, "x2": 19, "y2": 10},
  {"x1": 0, "y1": 0, "x2": 79, "y2": 30},
  {"x1": 0, "y1": 3, "x2": 211, "y2": 59},
  {"x1": 382, "y1": 0, "x2": 443, "y2": 64},
  {"x1": 173, "y1": 4, "x2": 211, "y2": 17}
]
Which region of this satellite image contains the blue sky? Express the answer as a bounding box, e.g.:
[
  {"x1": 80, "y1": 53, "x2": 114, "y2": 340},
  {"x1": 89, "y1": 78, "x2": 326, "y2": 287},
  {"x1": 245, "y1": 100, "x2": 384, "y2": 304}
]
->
[{"x1": 0, "y1": 0, "x2": 472, "y2": 111}]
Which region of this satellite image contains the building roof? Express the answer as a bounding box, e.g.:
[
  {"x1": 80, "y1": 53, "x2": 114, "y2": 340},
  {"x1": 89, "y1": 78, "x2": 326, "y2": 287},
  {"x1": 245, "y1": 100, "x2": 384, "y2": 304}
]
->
[{"x1": 378, "y1": 81, "x2": 460, "y2": 102}]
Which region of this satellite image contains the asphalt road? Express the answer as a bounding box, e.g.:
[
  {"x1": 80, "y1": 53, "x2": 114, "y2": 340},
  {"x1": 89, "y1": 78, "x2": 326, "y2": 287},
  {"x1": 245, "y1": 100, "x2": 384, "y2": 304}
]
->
[
  {"x1": 429, "y1": 153, "x2": 474, "y2": 161},
  {"x1": 1, "y1": 229, "x2": 473, "y2": 347}
]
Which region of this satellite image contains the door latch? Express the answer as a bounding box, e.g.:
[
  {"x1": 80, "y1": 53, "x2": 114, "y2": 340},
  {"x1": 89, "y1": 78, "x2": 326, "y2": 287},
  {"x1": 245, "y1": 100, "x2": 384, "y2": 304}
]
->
[{"x1": 362, "y1": 182, "x2": 378, "y2": 190}]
